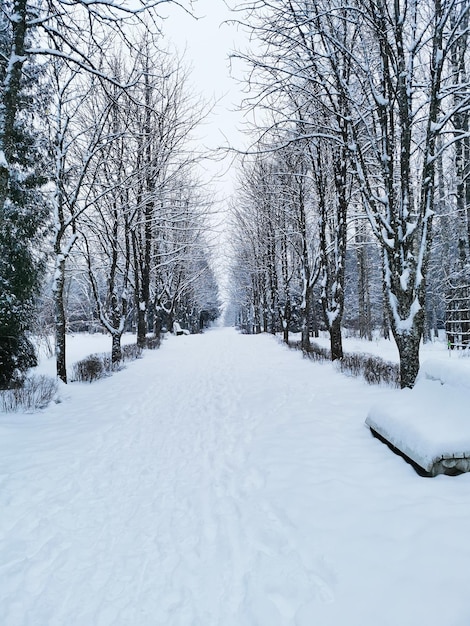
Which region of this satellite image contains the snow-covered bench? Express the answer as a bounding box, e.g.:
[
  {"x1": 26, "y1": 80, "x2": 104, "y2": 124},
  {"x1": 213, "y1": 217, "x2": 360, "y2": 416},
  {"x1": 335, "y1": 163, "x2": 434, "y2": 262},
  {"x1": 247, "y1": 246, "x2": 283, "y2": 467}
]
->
[
  {"x1": 173, "y1": 322, "x2": 190, "y2": 336},
  {"x1": 365, "y1": 359, "x2": 470, "y2": 477}
]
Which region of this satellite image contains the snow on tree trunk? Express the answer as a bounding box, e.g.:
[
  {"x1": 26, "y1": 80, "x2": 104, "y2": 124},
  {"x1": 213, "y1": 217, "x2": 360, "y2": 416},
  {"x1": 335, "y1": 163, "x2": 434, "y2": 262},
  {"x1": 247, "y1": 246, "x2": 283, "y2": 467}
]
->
[
  {"x1": 345, "y1": 0, "x2": 449, "y2": 387},
  {"x1": 300, "y1": 285, "x2": 311, "y2": 351},
  {"x1": 316, "y1": 144, "x2": 347, "y2": 362},
  {"x1": 330, "y1": 318, "x2": 343, "y2": 362},
  {"x1": 394, "y1": 327, "x2": 423, "y2": 390},
  {"x1": 356, "y1": 223, "x2": 373, "y2": 341},
  {"x1": 282, "y1": 299, "x2": 291, "y2": 344},
  {"x1": 111, "y1": 333, "x2": 122, "y2": 365},
  {"x1": 53, "y1": 260, "x2": 68, "y2": 384},
  {"x1": 137, "y1": 305, "x2": 147, "y2": 348}
]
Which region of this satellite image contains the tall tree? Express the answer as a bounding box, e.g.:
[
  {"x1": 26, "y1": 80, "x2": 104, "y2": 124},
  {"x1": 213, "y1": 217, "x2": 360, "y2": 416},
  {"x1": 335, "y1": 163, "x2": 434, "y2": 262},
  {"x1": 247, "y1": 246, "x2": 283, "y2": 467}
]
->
[
  {"x1": 343, "y1": 0, "x2": 470, "y2": 386},
  {"x1": 0, "y1": 3, "x2": 48, "y2": 386},
  {"x1": 78, "y1": 59, "x2": 133, "y2": 364},
  {"x1": 49, "y1": 60, "x2": 117, "y2": 382},
  {"x1": 126, "y1": 39, "x2": 210, "y2": 345},
  {"x1": 0, "y1": 0, "x2": 193, "y2": 385},
  {"x1": 235, "y1": 0, "x2": 470, "y2": 387}
]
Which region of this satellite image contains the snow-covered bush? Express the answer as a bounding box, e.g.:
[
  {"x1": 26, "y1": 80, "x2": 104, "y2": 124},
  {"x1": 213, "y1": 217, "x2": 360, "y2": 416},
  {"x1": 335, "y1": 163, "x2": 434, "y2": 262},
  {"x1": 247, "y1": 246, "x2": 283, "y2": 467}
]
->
[
  {"x1": 144, "y1": 336, "x2": 160, "y2": 350},
  {"x1": 71, "y1": 343, "x2": 144, "y2": 383},
  {"x1": 293, "y1": 341, "x2": 331, "y2": 362},
  {"x1": 121, "y1": 344, "x2": 143, "y2": 361},
  {"x1": 289, "y1": 339, "x2": 400, "y2": 387},
  {"x1": 338, "y1": 353, "x2": 400, "y2": 388},
  {"x1": 71, "y1": 354, "x2": 113, "y2": 383},
  {"x1": 0, "y1": 375, "x2": 58, "y2": 412}
]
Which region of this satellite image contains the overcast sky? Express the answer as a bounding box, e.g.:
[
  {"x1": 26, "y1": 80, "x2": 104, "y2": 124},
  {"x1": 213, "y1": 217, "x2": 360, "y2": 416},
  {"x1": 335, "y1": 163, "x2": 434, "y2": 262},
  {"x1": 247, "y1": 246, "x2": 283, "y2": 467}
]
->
[
  {"x1": 158, "y1": 1, "x2": 253, "y2": 297},
  {"x1": 160, "y1": 0, "x2": 249, "y2": 199}
]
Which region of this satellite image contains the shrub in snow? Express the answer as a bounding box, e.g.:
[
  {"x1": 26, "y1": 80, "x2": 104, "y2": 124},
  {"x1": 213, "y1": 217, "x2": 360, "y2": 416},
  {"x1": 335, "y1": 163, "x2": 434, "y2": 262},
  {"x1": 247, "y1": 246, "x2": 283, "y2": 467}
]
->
[
  {"x1": 144, "y1": 336, "x2": 160, "y2": 350},
  {"x1": 290, "y1": 340, "x2": 331, "y2": 362},
  {"x1": 121, "y1": 344, "x2": 143, "y2": 361},
  {"x1": 72, "y1": 344, "x2": 145, "y2": 383},
  {"x1": 0, "y1": 375, "x2": 58, "y2": 412},
  {"x1": 337, "y1": 352, "x2": 362, "y2": 377},
  {"x1": 289, "y1": 339, "x2": 400, "y2": 387},
  {"x1": 339, "y1": 353, "x2": 400, "y2": 388},
  {"x1": 289, "y1": 340, "x2": 326, "y2": 361},
  {"x1": 305, "y1": 342, "x2": 332, "y2": 362},
  {"x1": 71, "y1": 354, "x2": 113, "y2": 383}
]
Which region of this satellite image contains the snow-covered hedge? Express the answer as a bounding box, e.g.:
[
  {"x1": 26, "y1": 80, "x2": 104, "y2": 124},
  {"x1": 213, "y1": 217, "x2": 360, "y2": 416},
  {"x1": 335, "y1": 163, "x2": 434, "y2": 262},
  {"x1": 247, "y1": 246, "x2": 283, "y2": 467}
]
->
[
  {"x1": 71, "y1": 344, "x2": 144, "y2": 383},
  {"x1": 0, "y1": 375, "x2": 58, "y2": 412},
  {"x1": 338, "y1": 352, "x2": 400, "y2": 387},
  {"x1": 289, "y1": 340, "x2": 400, "y2": 387}
]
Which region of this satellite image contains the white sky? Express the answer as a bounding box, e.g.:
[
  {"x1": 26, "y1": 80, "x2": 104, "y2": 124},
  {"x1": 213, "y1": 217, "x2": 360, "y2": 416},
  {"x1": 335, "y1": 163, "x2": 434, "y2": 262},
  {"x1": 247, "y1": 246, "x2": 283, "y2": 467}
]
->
[
  {"x1": 160, "y1": 0, "x2": 249, "y2": 200},
  {"x1": 159, "y1": 0, "x2": 251, "y2": 297}
]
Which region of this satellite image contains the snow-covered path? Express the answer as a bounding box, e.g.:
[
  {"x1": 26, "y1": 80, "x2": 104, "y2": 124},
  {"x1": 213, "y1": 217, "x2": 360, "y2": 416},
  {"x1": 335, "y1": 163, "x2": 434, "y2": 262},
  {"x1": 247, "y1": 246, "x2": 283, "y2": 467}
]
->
[{"x1": 1, "y1": 328, "x2": 470, "y2": 625}]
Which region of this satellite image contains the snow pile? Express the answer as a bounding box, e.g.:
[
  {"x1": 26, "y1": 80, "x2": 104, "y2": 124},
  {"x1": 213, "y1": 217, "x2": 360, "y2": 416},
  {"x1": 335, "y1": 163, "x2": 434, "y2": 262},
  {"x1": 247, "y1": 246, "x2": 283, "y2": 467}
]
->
[
  {"x1": 366, "y1": 359, "x2": 470, "y2": 475},
  {"x1": 419, "y1": 356, "x2": 470, "y2": 388}
]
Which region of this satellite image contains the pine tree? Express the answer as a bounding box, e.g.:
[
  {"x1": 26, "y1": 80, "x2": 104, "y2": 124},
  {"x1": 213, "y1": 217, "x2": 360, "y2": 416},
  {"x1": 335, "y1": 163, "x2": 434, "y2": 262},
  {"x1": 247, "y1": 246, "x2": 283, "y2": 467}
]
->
[{"x1": 0, "y1": 2, "x2": 49, "y2": 387}]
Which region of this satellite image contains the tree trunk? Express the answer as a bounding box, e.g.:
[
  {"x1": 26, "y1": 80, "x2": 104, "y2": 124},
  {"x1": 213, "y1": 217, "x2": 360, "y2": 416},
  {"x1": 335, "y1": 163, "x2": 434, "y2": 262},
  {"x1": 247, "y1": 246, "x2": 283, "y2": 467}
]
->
[
  {"x1": 300, "y1": 286, "x2": 311, "y2": 351},
  {"x1": 394, "y1": 329, "x2": 422, "y2": 389},
  {"x1": 330, "y1": 318, "x2": 343, "y2": 361},
  {"x1": 252, "y1": 278, "x2": 261, "y2": 334},
  {"x1": 153, "y1": 307, "x2": 162, "y2": 338},
  {"x1": 111, "y1": 333, "x2": 122, "y2": 364},
  {"x1": 382, "y1": 282, "x2": 390, "y2": 340},
  {"x1": 282, "y1": 299, "x2": 291, "y2": 344},
  {"x1": 283, "y1": 324, "x2": 289, "y2": 344},
  {"x1": 356, "y1": 225, "x2": 373, "y2": 341},
  {"x1": 53, "y1": 263, "x2": 67, "y2": 383},
  {"x1": 301, "y1": 325, "x2": 310, "y2": 351},
  {"x1": 262, "y1": 292, "x2": 268, "y2": 333},
  {"x1": 132, "y1": 233, "x2": 146, "y2": 348},
  {"x1": 312, "y1": 299, "x2": 319, "y2": 338}
]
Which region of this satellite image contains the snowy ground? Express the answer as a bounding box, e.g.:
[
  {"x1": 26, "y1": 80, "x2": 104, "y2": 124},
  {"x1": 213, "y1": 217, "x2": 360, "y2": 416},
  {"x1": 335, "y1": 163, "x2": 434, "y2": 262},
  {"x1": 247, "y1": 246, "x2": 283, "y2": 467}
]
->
[{"x1": 1, "y1": 328, "x2": 470, "y2": 625}]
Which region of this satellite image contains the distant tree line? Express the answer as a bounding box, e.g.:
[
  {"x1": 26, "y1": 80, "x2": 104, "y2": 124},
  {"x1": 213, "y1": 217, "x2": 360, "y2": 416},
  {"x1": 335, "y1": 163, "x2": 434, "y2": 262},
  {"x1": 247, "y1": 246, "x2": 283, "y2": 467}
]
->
[{"x1": 228, "y1": 0, "x2": 470, "y2": 388}]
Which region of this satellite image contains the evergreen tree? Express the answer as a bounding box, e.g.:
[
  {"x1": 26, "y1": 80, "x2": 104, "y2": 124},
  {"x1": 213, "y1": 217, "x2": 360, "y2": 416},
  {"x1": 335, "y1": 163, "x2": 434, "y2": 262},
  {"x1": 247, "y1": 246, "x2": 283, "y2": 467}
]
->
[{"x1": 0, "y1": 2, "x2": 48, "y2": 387}]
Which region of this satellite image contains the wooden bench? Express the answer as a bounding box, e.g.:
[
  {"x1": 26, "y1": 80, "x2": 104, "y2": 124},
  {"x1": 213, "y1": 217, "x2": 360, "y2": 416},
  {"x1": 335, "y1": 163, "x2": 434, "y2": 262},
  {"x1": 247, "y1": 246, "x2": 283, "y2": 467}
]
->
[
  {"x1": 365, "y1": 359, "x2": 470, "y2": 477},
  {"x1": 173, "y1": 322, "x2": 189, "y2": 336}
]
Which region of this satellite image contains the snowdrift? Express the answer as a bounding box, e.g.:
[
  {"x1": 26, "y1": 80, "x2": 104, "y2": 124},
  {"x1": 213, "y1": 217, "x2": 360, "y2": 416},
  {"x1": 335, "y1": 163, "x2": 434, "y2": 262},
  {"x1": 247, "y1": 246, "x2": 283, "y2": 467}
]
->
[{"x1": 366, "y1": 358, "x2": 470, "y2": 476}]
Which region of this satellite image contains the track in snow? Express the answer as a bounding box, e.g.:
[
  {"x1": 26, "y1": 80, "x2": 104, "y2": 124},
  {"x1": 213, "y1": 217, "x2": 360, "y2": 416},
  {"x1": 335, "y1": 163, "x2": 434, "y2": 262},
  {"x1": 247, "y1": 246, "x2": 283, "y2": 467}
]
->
[{"x1": 1, "y1": 327, "x2": 470, "y2": 626}]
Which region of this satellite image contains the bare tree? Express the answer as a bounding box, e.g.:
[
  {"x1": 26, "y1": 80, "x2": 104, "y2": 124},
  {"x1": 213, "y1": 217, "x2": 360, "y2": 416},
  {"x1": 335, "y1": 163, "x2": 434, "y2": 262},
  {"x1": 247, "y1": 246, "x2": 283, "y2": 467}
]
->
[
  {"x1": 341, "y1": 0, "x2": 470, "y2": 386},
  {"x1": 234, "y1": 0, "x2": 470, "y2": 387},
  {"x1": 123, "y1": 37, "x2": 210, "y2": 345},
  {"x1": 229, "y1": 140, "x2": 320, "y2": 346},
  {"x1": 0, "y1": 0, "x2": 193, "y2": 383},
  {"x1": 49, "y1": 60, "x2": 120, "y2": 381},
  {"x1": 77, "y1": 59, "x2": 134, "y2": 363}
]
